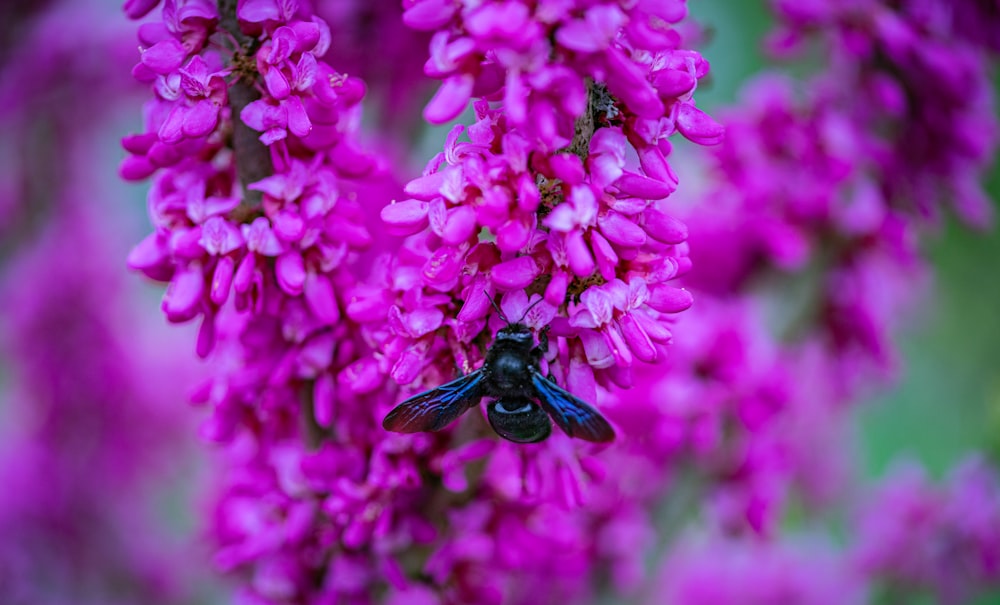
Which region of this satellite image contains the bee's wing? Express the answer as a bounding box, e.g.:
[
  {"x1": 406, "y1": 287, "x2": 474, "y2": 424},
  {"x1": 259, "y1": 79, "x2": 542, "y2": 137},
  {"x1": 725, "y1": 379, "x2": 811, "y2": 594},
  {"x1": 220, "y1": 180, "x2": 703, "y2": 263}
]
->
[
  {"x1": 531, "y1": 371, "x2": 615, "y2": 443},
  {"x1": 382, "y1": 371, "x2": 485, "y2": 433}
]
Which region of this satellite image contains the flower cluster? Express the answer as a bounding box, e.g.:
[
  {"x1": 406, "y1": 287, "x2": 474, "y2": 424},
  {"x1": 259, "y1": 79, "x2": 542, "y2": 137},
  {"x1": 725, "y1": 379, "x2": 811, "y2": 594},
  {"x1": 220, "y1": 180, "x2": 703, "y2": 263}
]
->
[
  {"x1": 120, "y1": 1, "x2": 417, "y2": 601},
  {"x1": 768, "y1": 0, "x2": 999, "y2": 227},
  {"x1": 381, "y1": 0, "x2": 718, "y2": 414},
  {"x1": 121, "y1": 0, "x2": 730, "y2": 600},
  {"x1": 296, "y1": 2, "x2": 733, "y2": 599},
  {"x1": 111, "y1": 0, "x2": 1000, "y2": 604},
  {"x1": 688, "y1": 73, "x2": 924, "y2": 383},
  {"x1": 121, "y1": 0, "x2": 379, "y2": 403}
]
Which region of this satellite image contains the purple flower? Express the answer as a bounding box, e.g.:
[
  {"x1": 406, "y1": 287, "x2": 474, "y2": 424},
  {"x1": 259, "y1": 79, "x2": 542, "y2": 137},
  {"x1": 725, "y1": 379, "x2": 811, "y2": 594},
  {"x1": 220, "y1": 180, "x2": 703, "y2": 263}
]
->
[{"x1": 157, "y1": 55, "x2": 228, "y2": 143}]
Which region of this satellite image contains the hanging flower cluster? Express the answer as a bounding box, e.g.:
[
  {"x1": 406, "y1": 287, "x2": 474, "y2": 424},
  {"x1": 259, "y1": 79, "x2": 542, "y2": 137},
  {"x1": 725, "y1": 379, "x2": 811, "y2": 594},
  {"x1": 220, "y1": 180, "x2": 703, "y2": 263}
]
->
[
  {"x1": 108, "y1": 0, "x2": 1000, "y2": 604},
  {"x1": 336, "y1": 1, "x2": 722, "y2": 600},
  {"x1": 119, "y1": 1, "x2": 415, "y2": 602},
  {"x1": 379, "y1": 0, "x2": 720, "y2": 413}
]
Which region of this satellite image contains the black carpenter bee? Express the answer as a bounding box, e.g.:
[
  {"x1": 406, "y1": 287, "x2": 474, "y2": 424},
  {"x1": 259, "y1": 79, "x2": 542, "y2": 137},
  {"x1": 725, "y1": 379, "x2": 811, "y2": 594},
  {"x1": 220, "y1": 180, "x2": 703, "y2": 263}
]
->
[{"x1": 382, "y1": 303, "x2": 615, "y2": 444}]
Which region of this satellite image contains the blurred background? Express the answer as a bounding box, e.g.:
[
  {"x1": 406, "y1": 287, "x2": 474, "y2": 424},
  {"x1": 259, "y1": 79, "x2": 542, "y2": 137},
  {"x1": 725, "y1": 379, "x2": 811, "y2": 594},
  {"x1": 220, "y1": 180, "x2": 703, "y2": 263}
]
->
[
  {"x1": 690, "y1": 0, "x2": 1000, "y2": 480},
  {"x1": 0, "y1": 2, "x2": 220, "y2": 603},
  {"x1": 0, "y1": 0, "x2": 997, "y2": 603}
]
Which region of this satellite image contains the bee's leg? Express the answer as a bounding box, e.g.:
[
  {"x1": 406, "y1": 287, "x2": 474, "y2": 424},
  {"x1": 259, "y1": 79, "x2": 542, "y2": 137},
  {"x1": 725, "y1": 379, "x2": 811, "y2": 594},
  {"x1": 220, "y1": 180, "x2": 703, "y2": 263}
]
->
[
  {"x1": 455, "y1": 356, "x2": 476, "y2": 377},
  {"x1": 534, "y1": 325, "x2": 551, "y2": 359},
  {"x1": 450, "y1": 340, "x2": 472, "y2": 376}
]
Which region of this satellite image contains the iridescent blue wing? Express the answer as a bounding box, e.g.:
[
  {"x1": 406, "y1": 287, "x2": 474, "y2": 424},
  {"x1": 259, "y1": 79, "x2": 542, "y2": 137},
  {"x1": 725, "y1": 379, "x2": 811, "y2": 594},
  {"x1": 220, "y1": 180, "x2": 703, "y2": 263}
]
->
[
  {"x1": 382, "y1": 371, "x2": 485, "y2": 433},
  {"x1": 531, "y1": 372, "x2": 615, "y2": 443}
]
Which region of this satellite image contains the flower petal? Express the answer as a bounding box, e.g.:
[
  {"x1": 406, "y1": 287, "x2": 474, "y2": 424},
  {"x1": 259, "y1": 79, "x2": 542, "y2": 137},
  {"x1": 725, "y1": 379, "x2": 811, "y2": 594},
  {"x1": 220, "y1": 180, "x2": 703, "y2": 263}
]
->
[
  {"x1": 642, "y1": 208, "x2": 687, "y2": 244},
  {"x1": 598, "y1": 211, "x2": 646, "y2": 247},
  {"x1": 647, "y1": 285, "x2": 693, "y2": 313},
  {"x1": 211, "y1": 255, "x2": 234, "y2": 305},
  {"x1": 424, "y1": 74, "x2": 474, "y2": 124},
  {"x1": 566, "y1": 230, "x2": 595, "y2": 277},
  {"x1": 276, "y1": 251, "x2": 306, "y2": 296},
  {"x1": 305, "y1": 271, "x2": 340, "y2": 324},
  {"x1": 618, "y1": 313, "x2": 656, "y2": 363},
  {"x1": 491, "y1": 256, "x2": 540, "y2": 290},
  {"x1": 381, "y1": 199, "x2": 429, "y2": 236},
  {"x1": 141, "y1": 39, "x2": 186, "y2": 74},
  {"x1": 402, "y1": 0, "x2": 457, "y2": 31},
  {"x1": 162, "y1": 263, "x2": 204, "y2": 323},
  {"x1": 676, "y1": 103, "x2": 725, "y2": 145}
]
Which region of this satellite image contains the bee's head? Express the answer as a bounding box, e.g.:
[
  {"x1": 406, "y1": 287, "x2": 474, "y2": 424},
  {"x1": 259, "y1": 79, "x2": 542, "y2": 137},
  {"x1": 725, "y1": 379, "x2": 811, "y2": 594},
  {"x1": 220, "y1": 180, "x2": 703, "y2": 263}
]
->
[{"x1": 495, "y1": 323, "x2": 533, "y2": 344}]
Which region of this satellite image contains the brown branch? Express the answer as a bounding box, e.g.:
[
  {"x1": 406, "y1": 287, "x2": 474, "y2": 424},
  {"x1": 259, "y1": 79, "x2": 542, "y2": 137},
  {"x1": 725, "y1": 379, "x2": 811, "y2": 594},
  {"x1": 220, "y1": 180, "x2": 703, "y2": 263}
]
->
[
  {"x1": 300, "y1": 383, "x2": 327, "y2": 450},
  {"x1": 566, "y1": 78, "x2": 598, "y2": 161},
  {"x1": 217, "y1": 0, "x2": 271, "y2": 220}
]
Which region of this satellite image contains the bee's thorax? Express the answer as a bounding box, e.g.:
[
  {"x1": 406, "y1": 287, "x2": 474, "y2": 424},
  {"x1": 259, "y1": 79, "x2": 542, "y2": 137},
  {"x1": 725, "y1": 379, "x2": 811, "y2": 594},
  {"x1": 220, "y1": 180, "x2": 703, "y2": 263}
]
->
[{"x1": 483, "y1": 326, "x2": 539, "y2": 397}]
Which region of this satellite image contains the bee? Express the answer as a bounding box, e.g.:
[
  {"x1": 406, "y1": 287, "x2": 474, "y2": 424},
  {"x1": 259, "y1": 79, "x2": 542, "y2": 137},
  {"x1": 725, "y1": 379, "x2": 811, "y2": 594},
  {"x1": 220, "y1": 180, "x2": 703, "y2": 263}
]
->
[{"x1": 382, "y1": 300, "x2": 615, "y2": 443}]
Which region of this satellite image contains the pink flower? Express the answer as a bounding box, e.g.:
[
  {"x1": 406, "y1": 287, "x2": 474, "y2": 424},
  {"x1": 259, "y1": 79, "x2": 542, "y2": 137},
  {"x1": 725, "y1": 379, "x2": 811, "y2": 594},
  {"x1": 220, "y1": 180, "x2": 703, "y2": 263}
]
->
[
  {"x1": 241, "y1": 96, "x2": 311, "y2": 144},
  {"x1": 156, "y1": 55, "x2": 227, "y2": 143}
]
